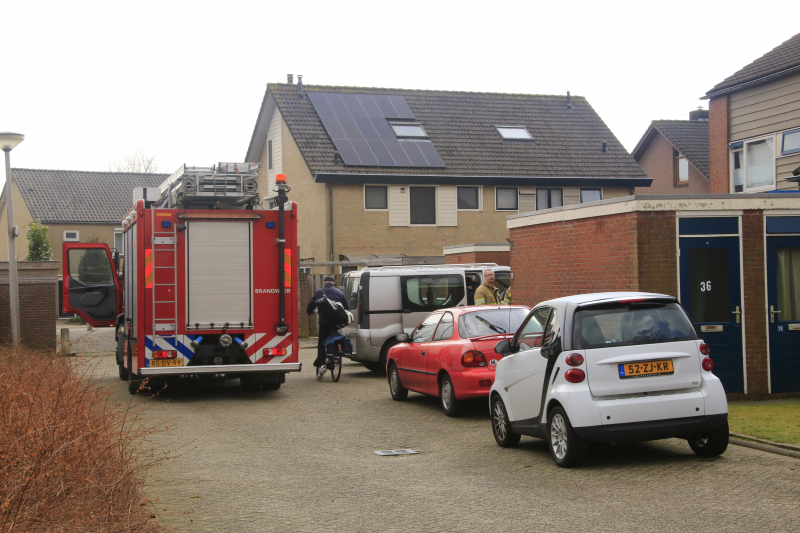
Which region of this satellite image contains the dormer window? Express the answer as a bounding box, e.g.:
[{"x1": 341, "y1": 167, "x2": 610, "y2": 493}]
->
[
  {"x1": 496, "y1": 126, "x2": 533, "y2": 141},
  {"x1": 390, "y1": 123, "x2": 427, "y2": 138}
]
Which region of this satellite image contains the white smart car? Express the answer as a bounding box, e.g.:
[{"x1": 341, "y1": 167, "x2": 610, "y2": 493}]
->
[{"x1": 489, "y1": 292, "x2": 729, "y2": 467}]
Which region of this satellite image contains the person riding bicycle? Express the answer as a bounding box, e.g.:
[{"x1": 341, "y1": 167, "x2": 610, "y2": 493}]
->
[{"x1": 306, "y1": 276, "x2": 349, "y2": 379}]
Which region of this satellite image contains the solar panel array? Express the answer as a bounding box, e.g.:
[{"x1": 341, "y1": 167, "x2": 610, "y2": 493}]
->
[{"x1": 307, "y1": 92, "x2": 446, "y2": 168}]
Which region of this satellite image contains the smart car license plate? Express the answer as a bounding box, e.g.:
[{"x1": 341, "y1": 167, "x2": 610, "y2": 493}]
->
[
  {"x1": 618, "y1": 360, "x2": 673, "y2": 378},
  {"x1": 150, "y1": 359, "x2": 183, "y2": 367}
]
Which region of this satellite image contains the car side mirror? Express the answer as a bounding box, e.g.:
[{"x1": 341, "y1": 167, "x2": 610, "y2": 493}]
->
[
  {"x1": 494, "y1": 339, "x2": 510, "y2": 354},
  {"x1": 396, "y1": 333, "x2": 409, "y2": 343}
]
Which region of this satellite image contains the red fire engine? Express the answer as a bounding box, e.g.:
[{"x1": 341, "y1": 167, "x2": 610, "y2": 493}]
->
[{"x1": 62, "y1": 163, "x2": 300, "y2": 394}]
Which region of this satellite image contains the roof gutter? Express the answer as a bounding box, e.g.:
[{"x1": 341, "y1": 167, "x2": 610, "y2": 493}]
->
[
  {"x1": 313, "y1": 173, "x2": 652, "y2": 188},
  {"x1": 702, "y1": 64, "x2": 800, "y2": 100}
]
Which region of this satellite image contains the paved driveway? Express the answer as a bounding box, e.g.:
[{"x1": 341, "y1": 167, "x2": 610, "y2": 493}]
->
[{"x1": 86, "y1": 348, "x2": 799, "y2": 533}]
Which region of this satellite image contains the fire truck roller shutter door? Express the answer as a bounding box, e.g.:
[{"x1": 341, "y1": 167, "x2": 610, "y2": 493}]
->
[{"x1": 187, "y1": 220, "x2": 252, "y2": 327}]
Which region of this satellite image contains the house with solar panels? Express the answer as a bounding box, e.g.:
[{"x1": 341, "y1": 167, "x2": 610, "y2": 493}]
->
[{"x1": 244, "y1": 77, "x2": 651, "y2": 270}]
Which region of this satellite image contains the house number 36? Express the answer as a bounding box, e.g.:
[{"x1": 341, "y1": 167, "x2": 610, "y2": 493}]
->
[{"x1": 700, "y1": 281, "x2": 712, "y2": 292}]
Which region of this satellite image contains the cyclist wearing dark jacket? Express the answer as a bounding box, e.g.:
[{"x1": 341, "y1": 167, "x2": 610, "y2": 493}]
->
[{"x1": 306, "y1": 276, "x2": 349, "y2": 378}]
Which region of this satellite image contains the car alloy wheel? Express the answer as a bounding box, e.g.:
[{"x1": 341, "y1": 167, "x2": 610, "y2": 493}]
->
[
  {"x1": 493, "y1": 400, "x2": 507, "y2": 441},
  {"x1": 441, "y1": 380, "x2": 453, "y2": 410},
  {"x1": 439, "y1": 375, "x2": 461, "y2": 416},
  {"x1": 550, "y1": 413, "x2": 568, "y2": 460},
  {"x1": 388, "y1": 364, "x2": 408, "y2": 401}
]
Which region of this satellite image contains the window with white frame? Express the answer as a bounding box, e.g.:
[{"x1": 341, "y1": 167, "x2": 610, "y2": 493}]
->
[
  {"x1": 782, "y1": 128, "x2": 800, "y2": 156},
  {"x1": 364, "y1": 185, "x2": 388, "y2": 210},
  {"x1": 390, "y1": 123, "x2": 427, "y2": 138},
  {"x1": 495, "y1": 126, "x2": 534, "y2": 141},
  {"x1": 410, "y1": 186, "x2": 437, "y2": 225},
  {"x1": 457, "y1": 186, "x2": 480, "y2": 210},
  {"x1": 495, "y1": 187, "x2": 518, "y2": 211},
  {"x1": 63, "y1": 230, "x2": 79, "y2": 242},
  {"x1": 536, "y1": 188, "x2": 562, "y2": 210},
  {"x1": 730, "y1": 136, "x2": 775, "y2": 193},
  {"x1": 114, "y1": 230, "x2": 124, "y2": 255}
]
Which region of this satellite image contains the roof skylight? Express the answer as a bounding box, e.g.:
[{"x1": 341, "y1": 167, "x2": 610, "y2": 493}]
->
[
  {"x1": 391, "y1": 123, "x2": 428, "y2": 138},
  {"x1": 496, "y1": 126, "x2": 533, "y2": 140}
]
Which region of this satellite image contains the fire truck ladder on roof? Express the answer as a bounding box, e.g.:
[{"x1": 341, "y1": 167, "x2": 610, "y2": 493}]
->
[{"x1": 151, "y1": 209, "x2": 178, "y2": 347}]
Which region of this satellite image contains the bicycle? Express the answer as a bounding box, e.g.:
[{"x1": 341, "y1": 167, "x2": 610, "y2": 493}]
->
[{"x1": 323, "y1": 334, "x2": 351, "y2": 382}]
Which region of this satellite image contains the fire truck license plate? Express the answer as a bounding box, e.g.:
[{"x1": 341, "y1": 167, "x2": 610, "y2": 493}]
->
[
  {"x1": 618, "y1": 360, "x2": 673, "y2": 378},
  {"x1": 150, "y1": 359, "x2": 183, "y2": 367}
]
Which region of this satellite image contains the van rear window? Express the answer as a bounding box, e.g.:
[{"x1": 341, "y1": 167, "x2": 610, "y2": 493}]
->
[
  {"x1": 572, "y1": 301, "x2": 697, "y2": 349},
  {"x1": 401, "y1": 275, "x2": 465, "y2": 313}
]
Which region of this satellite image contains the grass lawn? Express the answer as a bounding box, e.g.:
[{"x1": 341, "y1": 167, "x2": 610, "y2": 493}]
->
[{"x1": 728, "y1": 401, "x2": 800, "y2": 445}]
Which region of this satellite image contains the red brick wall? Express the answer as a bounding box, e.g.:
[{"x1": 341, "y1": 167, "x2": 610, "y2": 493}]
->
[
  {"x1": 510, "y1": 212, "x2": 640, "y2": 306},
  {"x1": 635, "y1": 133, "x2": 710, "y2": 195},
  {"x1": 445, "y1": 251, "x2": 510, "y2": 266},
  {"x1": 708, "y1": 96, "x2": 730, "y2": 194},
  {"x1": 636, "y1": 212, "x2": 678, "y2": 296},
  {"x1": 0, "y1": 283, "x2": 57, "y2": 349},
  {"x1": 741, "y1": 210, "x2": 770, "y2": 398}
]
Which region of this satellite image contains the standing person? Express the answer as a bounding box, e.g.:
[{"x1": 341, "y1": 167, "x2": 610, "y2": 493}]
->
[
  {"x1": 306, "y1": 275, "x2": 349, "y2": 379},
  {"x1": 474, "y1": 269, "x2": 503, "y2": 305}
]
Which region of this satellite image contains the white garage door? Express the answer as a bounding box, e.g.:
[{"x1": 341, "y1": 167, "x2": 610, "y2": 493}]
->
[{"x1": 187, "y1": 220, "x2": 252, "y2": 327}]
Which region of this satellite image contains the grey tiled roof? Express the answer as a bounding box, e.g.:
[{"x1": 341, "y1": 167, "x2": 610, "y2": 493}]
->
[
  {"x1": 652, "y1": 120, "x2": 709, "y2": 178},
  {"x1": 261, "y1": 83, "x2": 646, "y2": 180},
  {"x1": 10, "y1": 169, "x2": 166, "y2": 224},
  {"x1": 706, "y1": 32, "x2": 800, "y2": 95}
]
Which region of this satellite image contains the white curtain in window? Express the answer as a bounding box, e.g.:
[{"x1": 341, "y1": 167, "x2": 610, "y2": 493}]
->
[
  {"x1": 732, "y1": 151, "x2": 744, "y2": 187},
  {"x1": 678, "y1": 157, "x2": 689, "y2": 181},
  {"x1": 746, "y1": 138, "x2": 774, "y2": 189}
]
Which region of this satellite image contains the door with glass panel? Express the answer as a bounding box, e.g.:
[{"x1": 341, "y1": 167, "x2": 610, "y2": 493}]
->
[
  {"x1": 679, "y1": 235, "x2": 744, "y2": 394},
  {"x1": 766, "y1": 235, "x2": 800, "y2": 393}
]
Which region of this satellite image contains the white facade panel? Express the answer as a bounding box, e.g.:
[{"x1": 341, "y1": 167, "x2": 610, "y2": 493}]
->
[
  {"x1": 389, "y1": 186, "x2": 409, "y2": 227},
  {"x1": 187, "y1": 220, "x2": 252, "y2": 326},
  {"x1": 438, "y1": 186, "x2": 458, "y2": 226}
]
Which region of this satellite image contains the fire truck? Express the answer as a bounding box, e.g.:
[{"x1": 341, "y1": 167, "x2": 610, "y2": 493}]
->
[{"x1": 62, "y1": 163, "x2": 300, "y2": 394}]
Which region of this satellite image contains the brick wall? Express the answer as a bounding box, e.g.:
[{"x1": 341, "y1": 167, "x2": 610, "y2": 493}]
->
[
  {"x1": 0, "y1": 262, "x2": 59, "y2": 350},
  {"x1": 635, "y1": 133, "x2": 710, "y2": 195},
  {"x1": 741, "y1": 210, "x2": 770, "y2": 398},
  {"x1": 636, "y1": 212, "x2": 678, "y2": 296},
  {"x1": 510, "y1": 212, "x2": 640, "y2": 306},
  {"x1": 708, "y1": 96, "x2": 730, "y2": 194}
]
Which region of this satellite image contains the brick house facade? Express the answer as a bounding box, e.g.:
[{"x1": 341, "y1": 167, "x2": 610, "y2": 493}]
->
[
  {"x1": 507, "y1": 195, "x2": 800, "y2": 399},
  {"x1": 245, "y1": 80, "x2": 649, "y2": 272}
]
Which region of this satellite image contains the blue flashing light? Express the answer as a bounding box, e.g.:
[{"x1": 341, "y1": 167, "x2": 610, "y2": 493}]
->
[{"x1": 161, "y1": 221, "x2": 172, "y2": 228}]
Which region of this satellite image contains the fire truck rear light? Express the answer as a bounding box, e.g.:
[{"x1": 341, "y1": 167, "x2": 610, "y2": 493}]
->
[
  {"x1": 263, "y1": 348, "x2": 287, "y2": 356},
  {"x1": 153, "y1": 350, "x2": 177, "y2": 359}
]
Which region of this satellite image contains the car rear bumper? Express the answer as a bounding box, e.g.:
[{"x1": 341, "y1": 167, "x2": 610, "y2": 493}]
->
[
  {"x1": 140, "y1": 362, "x2": 302, "y2": 376},
  {"x1": 451, "y1": 368, "x2": 496, "y2": 399},
  {"x1": 573, "y1": 413, "x2": 728, "y2": 443}
]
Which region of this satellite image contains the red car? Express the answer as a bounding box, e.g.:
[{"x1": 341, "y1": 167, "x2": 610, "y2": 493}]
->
[{"x1": 386, "y1": 305, "x2": 531, "y2": 416}]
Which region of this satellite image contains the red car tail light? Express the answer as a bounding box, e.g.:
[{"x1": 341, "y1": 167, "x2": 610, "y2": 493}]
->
[
  {"x1": 699, "y1": 342, "x2": 710, "y2": 356},
  {"x1": 153, "y1": 350, "x2": 177, "y2": 359},
  {"x1": 263, "y1": 348, "x2": 286, "y2": 356},
  {"x1": 564, "y1": 369, "x2": 585, "y2": 383},
  {"x1": 702, "y1": 357, "x2": 714, "y2": 372},
  {"x1": 462, "y1": 350, "x2": 487, "y2": 367},
  {"x1": 479, "y1": 380, "x2": 492, "y2": 387},
  {"x1": 565, "y1": 353, "x2": 584, "y2": 366}
]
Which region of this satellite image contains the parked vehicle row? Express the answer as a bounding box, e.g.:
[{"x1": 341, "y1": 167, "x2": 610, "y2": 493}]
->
[{"x1": 386, "y1": 292, "x2": 730, "y2": 468}]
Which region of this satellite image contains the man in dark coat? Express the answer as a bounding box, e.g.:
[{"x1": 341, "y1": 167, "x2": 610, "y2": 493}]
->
[{"x1": 306, "y1": 275, "x2": 349, "y2": 379}]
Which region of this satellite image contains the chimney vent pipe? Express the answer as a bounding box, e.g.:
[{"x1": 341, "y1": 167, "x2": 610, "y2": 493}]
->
[
  {"x1": 287, "y1": 74, "x2": 293, "y2": 84},
  {"x1": 297, "y1": 75, "x2": 304, "y2": 98}
]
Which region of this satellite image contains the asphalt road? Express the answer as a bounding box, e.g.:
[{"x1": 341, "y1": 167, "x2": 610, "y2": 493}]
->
[{"x1": 83, "y1": 346, "x2": 799, "y2": 533}]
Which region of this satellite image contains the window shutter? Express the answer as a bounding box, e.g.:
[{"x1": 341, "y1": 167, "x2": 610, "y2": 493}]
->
[
  {"x1": 563, "y1": 187, "x2": 581, "y2": 205},
  {"x1": 389, "y1": 186, "x2": 409, "y2": 227},
  {"x1": 438, "y1": 186, "x2": 457, "y2": 226}
]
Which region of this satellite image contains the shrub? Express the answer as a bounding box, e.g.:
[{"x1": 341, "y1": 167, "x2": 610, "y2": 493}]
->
[
  {"x1": 24, "y1": 221, "x2": 52, "y2": 262},
  {"x1": 0, "y1": 348, "x2": 165, "y2": 532}
]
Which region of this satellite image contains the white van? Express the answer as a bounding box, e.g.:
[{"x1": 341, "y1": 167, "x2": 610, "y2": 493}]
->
[{"x1": 340, "y1": 264, "x2": 512, "y2": 372}]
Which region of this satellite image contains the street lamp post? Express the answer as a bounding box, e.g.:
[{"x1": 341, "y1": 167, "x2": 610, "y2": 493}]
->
[{"x1": 1, "y1": 132, "x2": 25, "y2": 346}]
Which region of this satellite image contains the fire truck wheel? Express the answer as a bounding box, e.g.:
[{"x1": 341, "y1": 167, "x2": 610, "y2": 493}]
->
[
  {"x1": 263, "y1": 381, "x2": 282, "y2": 391},
  {"x1": 117, "y1": 333, "x2": 127, "y2": 381},
  {"x1": 240, "y1": 376, "x2": 262, "y2": 391},
  {"x1": 128, "y1": 377, "x2": 140, "y2": 395},
  {"x1": 118, "y1": 361, "x2": 128, "y2": 381}
]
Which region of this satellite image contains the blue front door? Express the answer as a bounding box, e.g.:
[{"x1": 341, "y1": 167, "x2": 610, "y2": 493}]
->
[
  {"x1": 679, "y1": 236, "x2": 744, "y2": 394},
  {"x1": 766, "y1": 236, "x2": 800, "y2": 393}
]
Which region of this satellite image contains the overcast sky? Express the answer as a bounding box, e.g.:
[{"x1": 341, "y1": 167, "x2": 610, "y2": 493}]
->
[{"x1": 4, "y1": 0, "x2": 799, "y2": 181}]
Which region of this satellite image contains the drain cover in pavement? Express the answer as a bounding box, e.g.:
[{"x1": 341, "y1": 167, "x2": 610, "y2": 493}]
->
[{"x1": 374, "y1": 449, "x2": 419, "y2": 456}]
